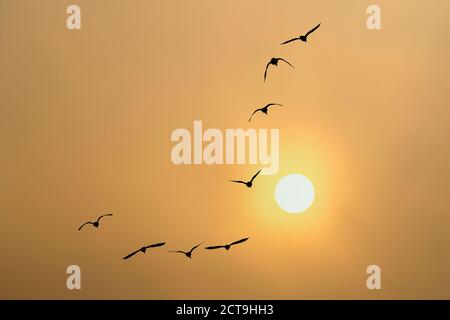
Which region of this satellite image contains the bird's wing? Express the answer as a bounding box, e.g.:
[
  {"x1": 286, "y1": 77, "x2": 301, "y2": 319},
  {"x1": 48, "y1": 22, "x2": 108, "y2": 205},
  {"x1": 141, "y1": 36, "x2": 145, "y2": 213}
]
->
[
  {"x1": 263, "y1": 62, "x2": 271, "y2": 82},
  {"x1": 78, "y1": 222, "x2": 93, "y2": 230},
  {"x1": 305, "y1": 23, "x2": 321, "y2": 37},
  {"x1": 230, "y1": 237, "x2": 250, "y2": 246},
  {"x1": 96, "y1": 213, "x2": 113, "y2": 222},
  {"x1": 248, "y1": 109, "x2": 262, "y2": 122},
  {"x1": 123, "y1": 249, "x2": 140, "y2": 260},
  {"x1": 189, "y1": 242, "x2": 203, "y2": 254},
  {"x1": 250, "y1": 169, "x2": 262, "y2": 183},
  {"x1": 229, "y1": 180, "x2": 247, "y2": 184},
  {"x1": 278, "y1": 58, "x2": 295, "y2": 68},
  {"x1": 147, "y1": 242, "x2": 166, "y2": 249},
  {"x1": 205, "y1": 245, "x2": 225, "y2": 250},
  {"x1": 266, "y1": 103, "x2": 283, "y2": 109},
  {"x1": 281, "y1": 37, "x2": 299, "y2": 45},
  {"x1": 169, "y1": 250, "x2": 186, "y2": 254}
]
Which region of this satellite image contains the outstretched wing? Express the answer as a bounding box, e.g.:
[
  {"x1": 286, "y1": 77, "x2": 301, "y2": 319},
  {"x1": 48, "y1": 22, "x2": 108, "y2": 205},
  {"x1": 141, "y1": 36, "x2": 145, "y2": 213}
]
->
[
  {"x1": 249, "y1": 109, "x2": 262, "y2": 122},
  {"x1": 205, "y1": 245, "x2": 226, "y2": 250},
  {"x1": 230, "y1": 237, "x2": 250, "y2": 246},
  {"x1": 266, "y1": 103, "x2": 283, "y2": 109},
  {"x1": 147, "y1": 242, "x2": 166, "y2": 249},
  {"x1": 281, "y1": 37, "x2": 299, "y2": 45},
  {"x1": 96, "y1": 213, "x2": 113, "y2": 223},
  {"x1": 169, "y1": 250, "x2": 186, "y2": 255},
  {"x1": 250, "y1": 169, "x2": 262, "y2": 183},
  {"x1": 229, "y1": 180, "x2": 247, "y2": 184},
  {"x1": 305, "y1": 23, "x2": 321, "y2": 37},
  {"x1": 123, "y1": 249, "x2": 141, "y2": 260},
  {"x1": 189, "y1": 242, "x2": 203, "y2": 254},
  {"x1": 78, "y1": 221, "x2": 93, "y2": 231},
  {"x1": 278, "y1": 58, "x2": 294, "y2": 68},
  {"x1": 263, "y1": 62, "x2": 271, "y2": 82}
]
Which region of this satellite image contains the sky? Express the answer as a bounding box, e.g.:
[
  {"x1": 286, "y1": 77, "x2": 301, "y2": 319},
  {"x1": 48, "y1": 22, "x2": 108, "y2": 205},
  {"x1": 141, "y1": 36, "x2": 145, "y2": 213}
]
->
[{"x1": 0, "y1": 0, "x2": 449, "y2": 299}]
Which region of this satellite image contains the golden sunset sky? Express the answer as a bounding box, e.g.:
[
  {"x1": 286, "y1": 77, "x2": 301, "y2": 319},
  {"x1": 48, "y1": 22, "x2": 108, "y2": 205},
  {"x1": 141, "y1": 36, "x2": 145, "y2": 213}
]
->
[{"x1": 1, "y1": 0, "x2": 449, "y2": 299}]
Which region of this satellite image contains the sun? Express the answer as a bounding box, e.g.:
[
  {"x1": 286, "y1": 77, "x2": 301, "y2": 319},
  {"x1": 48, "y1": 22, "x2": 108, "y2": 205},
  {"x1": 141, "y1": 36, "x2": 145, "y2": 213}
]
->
[{"x1": 275, "y1": 174, "x2": 315, "y2": 214}]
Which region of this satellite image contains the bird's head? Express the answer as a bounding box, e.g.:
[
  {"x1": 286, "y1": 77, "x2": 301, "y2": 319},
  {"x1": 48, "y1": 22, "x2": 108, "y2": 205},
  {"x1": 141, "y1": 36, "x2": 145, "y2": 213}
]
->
[
  {"x1": 225, "y1": 245, "x2": 230, "y2": 250},
  {"x1": 93, "y1": 222, "x2": 99, "y2": 228},
  {"x1": 270, "y1": 58, "x2": 278, "y2": 65}
]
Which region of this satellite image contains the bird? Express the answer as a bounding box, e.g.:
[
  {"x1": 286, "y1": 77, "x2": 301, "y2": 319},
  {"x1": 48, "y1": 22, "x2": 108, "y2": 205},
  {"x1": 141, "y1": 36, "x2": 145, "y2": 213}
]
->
[
  {"x1": 122, "y1": 242, "x2": 166, "y2": 260},
  {"x1": 281, "y1": 23, "x2": 321, "y2": 45},
  {"x1": 249, "y1": 103, "x2": 283, "y2": 122},
  {"x1": 78, "y1": 213, "x2": 113, "y2": 230},
  {"x1": 229, "y1": 169, "x2": 262, "y2": 188},
  {"x1": 264, "y1": 57, "x2": 294, "y2": 81},
  {"x1": 205, "y1": 237, "x2": 249, "y2": 251},
  {"x1": 169, "y1": 242, "x2": 203, "y2": 259}
]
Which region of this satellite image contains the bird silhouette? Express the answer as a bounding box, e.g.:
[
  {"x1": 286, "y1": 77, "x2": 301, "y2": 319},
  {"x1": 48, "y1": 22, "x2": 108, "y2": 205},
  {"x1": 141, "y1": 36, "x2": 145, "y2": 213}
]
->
[
  {"x1": 249, "y1": 103, "x2": 283, "y2": 122},
  {"x1": 230, "y1": 169, "x2": 262, "y2": 188},
  {"x1": 205, "y1": 237, "x2": 249, "y2": 251},
  {"x1": 264, "y1": 57, "x2": 294, "y2": 81},
  {"x1": 122, "y1": 242, "x2": 166, "y2": 260},
  {"x1": 78, "y1": 213, "x2": 113, "y2": 230},
  {"x1": 281, "y1": 23, "x2": 321, "y2": 45},
  {"x1": 169, "y1": 242, "x2": 203, "y2": 259}
]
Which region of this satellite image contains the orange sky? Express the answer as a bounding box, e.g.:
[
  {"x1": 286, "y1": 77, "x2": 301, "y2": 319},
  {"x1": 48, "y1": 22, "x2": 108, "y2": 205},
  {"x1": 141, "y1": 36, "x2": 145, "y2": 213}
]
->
[{"x1": 1, "y1": 0, "x2": 449, "y2": 299}]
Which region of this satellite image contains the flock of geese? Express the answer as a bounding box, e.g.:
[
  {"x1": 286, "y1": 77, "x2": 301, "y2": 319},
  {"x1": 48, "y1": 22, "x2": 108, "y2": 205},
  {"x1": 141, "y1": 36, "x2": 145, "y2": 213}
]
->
[
  {"x1": 249, "y1": 22, "x2": 321, "y2": 122},
  {"x1": 122, "y1": 238, "x2": 250, "y2": 260},
  {"x1": 78, "y1": 213, "x2": 249, "y2": 261},
  {"x1": 78, "y1": 22, "x2": 321, "y2": 262},
  {"x1": 234, "y1": 22, "x2": 321, "y2": 186}
]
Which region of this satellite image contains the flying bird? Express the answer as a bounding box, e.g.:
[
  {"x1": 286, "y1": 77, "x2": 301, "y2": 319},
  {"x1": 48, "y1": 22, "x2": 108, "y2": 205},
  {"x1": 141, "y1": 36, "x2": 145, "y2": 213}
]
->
[
  {"x1": 281, "y1": 23, "x2": 321, "y2": 45},
  {"x1": 78, "y1": 213, "x2": 113, "y2": 230},
  {"x1": 205, "y1": 237, "x2": 249, "y2": 251},
  {"x1": 122, "y1": 242, "x2": 166, "y2": 260},
  {"x1": 230, "y1": 169, "x2": 262, "y2": 188},
  {"x1": 169, "y1": 242, "x2": 203, "y2": 259},
  {"x1": 264, "y1": 57, "x2": 294, "y2": 81},
  {"x1": 249, "y1": 103, "x2": 283, "y2": 122}
]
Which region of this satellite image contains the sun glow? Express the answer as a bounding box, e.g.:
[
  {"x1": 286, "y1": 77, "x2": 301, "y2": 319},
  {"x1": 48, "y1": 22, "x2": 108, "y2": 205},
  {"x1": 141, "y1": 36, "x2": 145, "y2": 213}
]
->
[{"x1": 275, "y1": 174, "x2": 315, "y2": 214}]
